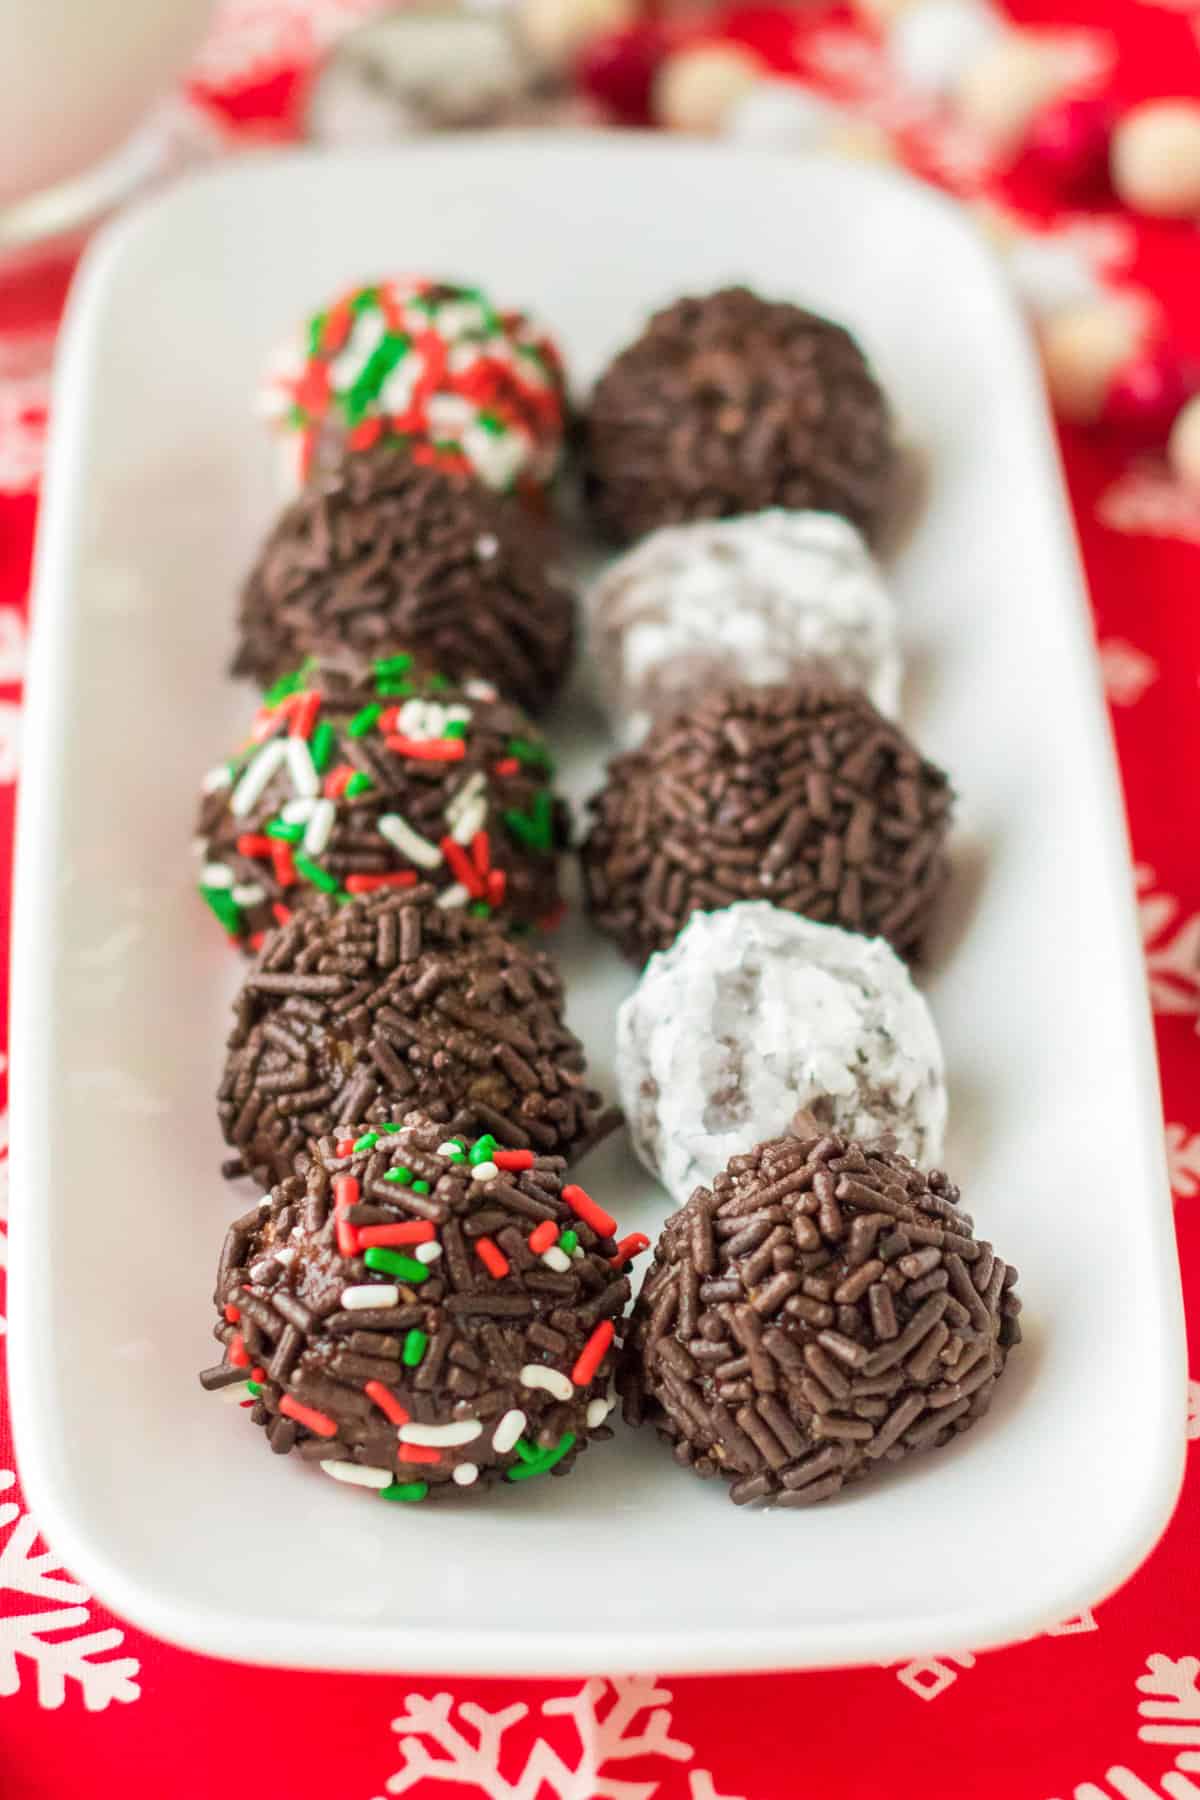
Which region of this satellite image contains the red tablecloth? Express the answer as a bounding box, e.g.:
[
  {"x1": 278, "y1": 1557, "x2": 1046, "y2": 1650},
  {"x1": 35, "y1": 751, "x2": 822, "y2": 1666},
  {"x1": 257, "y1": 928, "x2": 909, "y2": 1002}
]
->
[{"x1": 3, "y1": 4, "x2": 1200, "y2": 1796}]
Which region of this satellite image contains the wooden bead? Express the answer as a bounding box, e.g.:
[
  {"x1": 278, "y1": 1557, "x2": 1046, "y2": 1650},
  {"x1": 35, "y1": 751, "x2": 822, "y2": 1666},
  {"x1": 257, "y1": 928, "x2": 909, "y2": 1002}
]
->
[
  {"x1": 653, "y1": 44, "x2": 763, "y2": 134},
  {"x1": 955, "y1": 34, "x2": 1064, "y2": 157},
  {"x1": 1168, "y1": 395, "x2": 1200, "y2": 494},
  {"x1": 1111, "y1": 100, "x2": 1200, "y2": 219},
  {"x1": 1039, "y1": 301, "x2": 1143, "y2": 425}
]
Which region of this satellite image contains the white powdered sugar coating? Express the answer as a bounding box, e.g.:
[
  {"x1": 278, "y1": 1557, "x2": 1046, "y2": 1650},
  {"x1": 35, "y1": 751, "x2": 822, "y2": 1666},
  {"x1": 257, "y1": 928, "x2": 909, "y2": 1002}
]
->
[
  {"x1": 586, "y1": 509, "x2": 901, "y2": 746},
  {"x1": 617, "y1": 902, "x2": 947, "y2": 1202}
]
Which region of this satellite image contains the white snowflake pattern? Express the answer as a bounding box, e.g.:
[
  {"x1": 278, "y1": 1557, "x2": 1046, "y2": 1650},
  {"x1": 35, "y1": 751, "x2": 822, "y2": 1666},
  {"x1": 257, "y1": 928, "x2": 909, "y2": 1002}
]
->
[
  {"x1": 1097, "y1": 464, "x2": 1200, "y2": 545},
  {"x1": 894, "y1": 1610, "x2": 1099, "y2": 1699},
  {"x1": 190, "y1": 0, "x2": 385, "y2": 88},
  {"x1": 0, "y1": 1470, "x2": 140, "y2": 1709},
  {"x1": 1138, "y1": 1657, "x2": 1200, "y2": 1769},
  {"x1": 1166, "y1": 1125, "x2": 1200, "y2": 1201},
  {"x1": 1046, "y1": 1770, "x2": 1200, "y2": 1799},
  {"x1": 1138, "y1": 867, "x2": 1200, "y2": 1016},
  {"x1": 377, "y1": 1678, "x2": 742, "y2": 1800},
  {"x1": 1100, "y1": 640, "x2": 1159, "y2": 706}
]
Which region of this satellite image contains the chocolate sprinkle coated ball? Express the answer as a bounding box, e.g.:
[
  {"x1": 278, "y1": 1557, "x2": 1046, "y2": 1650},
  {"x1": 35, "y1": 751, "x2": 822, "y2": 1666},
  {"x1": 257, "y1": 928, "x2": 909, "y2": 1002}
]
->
[
  {"x1": 583, "y1": 288, "x2": 896, "y2": 546},
  {"x1": 618, "y1": 1133, "x2": 1021, "y2": 1508},
  {"x1": 196, "y1": 650, "x2": 566, "y2": 951},
  {"x1": 201, "y1": 1115, "x2": 635, "y2": 1502},
  {"x1": 219, "y1": 887, "x2": 613, "y2": 1186},
  {"x1": 581, "y1": 681, "x2": 953, "y2": 968},
  {"x1": 233, "y1": 442, "x2": 575, "y2": 711}
]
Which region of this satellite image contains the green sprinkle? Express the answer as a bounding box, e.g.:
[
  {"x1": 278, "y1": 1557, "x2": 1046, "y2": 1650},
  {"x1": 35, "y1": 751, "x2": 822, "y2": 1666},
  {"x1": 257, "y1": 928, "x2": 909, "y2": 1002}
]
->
[
  {"x1": 379, "y1": 1480, "x2": 428, "y2": 1504},
  {"x1": 443, "y1": 719, "x2": 469, "y2": 740},
  {"x1": 476, "y1": 410, "x2": 506, "y2": 437},
  {"x1": 264, "y1": 668, "x2": 306, "y2": 707},
  {"x1": 288, "y1": 402, "x2": 308, "y2": 431},
  {"x1": 353, "y1": 1131, "x2": 379, "y2": 1153},
  {"x1": 266, "y1": 819, "x2": 304, "y2": 843},
  {"x1": 364, "y1": 1247, "x2": 428, "y2": 1283},
  {"x1": 201, "y1": 886, "x2": 243, "y2": 935},
  {"x1": 505, "y1": 1432, "x2": 576, "y2": 1483},
  {"x1": 309, "y1": 720, "x2": 335, "y2": 772},
  {"x1": 307, "y1": 311, "x2": 327, "y2": 357},
  {"x1": 503, "y1": 790, "x2": 556, "y2": 854},
  {"x1": 427, "y1": 672, "x2": 450, "y2": 693},
  {"x1": 294, "y1": 853, "x2": 340, "y2": 894},
  {"x1": 384, "y1": 1165, "x2": 413, "y2": 1186},
  {"x1": 342, "y1": 330, "x2": 410, "y2": 426},
  {"x1": 469, "y1": 1134, "x2": 498, "y2": 1166},
  {"x1": 411, "y1": 1179, "x2": 431, "y2": 1196},
  {"x1": 469, "y1": 902, "x2": 492, "y2": 918},
  {"x1": 559, "y1": 1230, "x2": 578, "y2": 1255},
  {"x1": 350, "y1": 286, "x2": 380, "y2": 315},
  {"x1": 376, "y1": 678, "x2": 415, "y2": 699},
  {"x1": 513, "y1": 1436, "x2": 543, "y2": 1465},
  {"x1": 375, "y1": 653, "x2": 414, "y2": 678},
  {"x1": 379, "y1": 1121, "x2": 403, "y2": 1134},
  {"x1": 402, "y1": 1329, "x2": 428, "y2": 1367},
  {"x1": 246, "y1": 1379, "x2": 263, "y2": 1398},
  {"x1": 347, "y1": 703, "x2": 383, "y2": 738},
  {"x1": 507, "y1": 735, "x2": 554, "y2": 773},
  {"x1": 345, "y1": 771, "x2": 373, "y2": 798}
]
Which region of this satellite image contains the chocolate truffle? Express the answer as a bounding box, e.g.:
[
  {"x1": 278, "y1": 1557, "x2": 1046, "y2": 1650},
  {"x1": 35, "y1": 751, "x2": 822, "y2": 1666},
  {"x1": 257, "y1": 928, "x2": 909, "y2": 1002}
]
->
[
  {"x1": 618, "y1": 1132, "x2": 1021, "y2": 1507},
  {"x1": 201, "y1": 1113, "x2": 641, "y2": 1502},
  {"x1": 581, "y1": 681, "x2": 953, "y2": 968},
  {"x1": 233, "y1": 442, "x2": 575, "y2": 710},
  {"x1": 219, "y1": 887, "x2": 614, "y2": 1187},
  {"x1": 196, "y1": 650, "x2": 566, "y2": 951},
  {"x1": 586, "y1": 510, "x2": 900, "y2": 747},
  {"x1": 258, "y1": 275, "x2": 567, "y2": 496},
  {"x1": 583, "y1": 288, "x2": 895, "y2": 546},
  {"x1": 618, "y1": 903, "x2": 947, "y2": 1202}
]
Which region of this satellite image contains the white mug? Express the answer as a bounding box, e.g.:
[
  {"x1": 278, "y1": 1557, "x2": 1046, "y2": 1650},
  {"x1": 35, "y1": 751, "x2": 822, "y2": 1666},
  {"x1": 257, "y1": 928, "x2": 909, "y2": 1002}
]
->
[{"x1": 0, "y1": 0, "x2": 215, "y2": 210}]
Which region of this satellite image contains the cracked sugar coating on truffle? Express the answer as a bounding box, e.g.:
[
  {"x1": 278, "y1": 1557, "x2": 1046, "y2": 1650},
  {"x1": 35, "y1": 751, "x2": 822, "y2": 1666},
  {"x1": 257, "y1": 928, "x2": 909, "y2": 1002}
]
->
[
  {"x1": 233, "y1": 442, "x2": 576, "y2": 710},
  {"x1": 581, "y1": 681, "x2": 954, "y2": 968},
  {"x1": 617, "y1": 1132, "x2": 1021, "y2": 1508},
  {"x1": 618, "y1": 904, "x2": 947, "y2": 1202},
  {"x1": 587, "y1": 510, "x2": 901, "y2": 747},
  {"x1": 583, "y1": 288, "x2": 896, "y2": 546},
  {"x1": 258, "y1": 275, "x2": 567, "y2": 497},
  {"x1": 219, "y1": 887, "x2": 615, "y2": 1187},
  {"x1": 200, "y1": 1114, "x2": 636, "y2": 1502},
  {"x1": 196, "y1": 650, "x2": 567, "y2": 951}
]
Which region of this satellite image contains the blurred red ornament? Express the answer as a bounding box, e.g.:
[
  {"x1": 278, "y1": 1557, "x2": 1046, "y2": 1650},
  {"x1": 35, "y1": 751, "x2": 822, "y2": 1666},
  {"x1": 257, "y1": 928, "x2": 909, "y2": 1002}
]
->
[
  {"x1": 576, "y1": 23, "x2": 669, "y2": 124},
  {"x1": 1103, "y1": 341, "x2": 1200, "y2": 443},
  {"x1": 1024, "y1": 95, "x2": 1114, "y2": 197}
]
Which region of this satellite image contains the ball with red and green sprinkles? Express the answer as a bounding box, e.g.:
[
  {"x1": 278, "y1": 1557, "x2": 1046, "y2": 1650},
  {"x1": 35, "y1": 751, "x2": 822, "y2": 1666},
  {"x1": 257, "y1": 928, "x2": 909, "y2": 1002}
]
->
[
  {"x1": 258, "y1": 276, "x2": 567, "y2": 498},
  {"x1": 196, "y1": 650, "x2": 568, "y2": 953},
  {"x1": 200, "y1": 1113, "x2": 650, "y2": 1502}
]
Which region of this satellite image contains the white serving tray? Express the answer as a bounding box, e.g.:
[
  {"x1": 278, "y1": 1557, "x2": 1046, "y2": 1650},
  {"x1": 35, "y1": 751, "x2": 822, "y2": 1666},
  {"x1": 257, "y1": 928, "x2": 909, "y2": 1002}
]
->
[{"x1": 8, "y1": 137, "x2": 1185, "y2": 1676}]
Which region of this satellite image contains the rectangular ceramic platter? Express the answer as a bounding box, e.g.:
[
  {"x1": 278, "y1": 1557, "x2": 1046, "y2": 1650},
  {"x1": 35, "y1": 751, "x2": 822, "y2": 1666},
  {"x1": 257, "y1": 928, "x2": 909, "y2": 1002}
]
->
[{"x1": 9, "y1": 138, "x2": 1184, "y2": 1675}]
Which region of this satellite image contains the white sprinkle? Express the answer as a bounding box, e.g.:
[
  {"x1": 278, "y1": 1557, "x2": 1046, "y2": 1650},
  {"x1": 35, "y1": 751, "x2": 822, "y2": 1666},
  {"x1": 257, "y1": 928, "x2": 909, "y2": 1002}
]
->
[
  {"x1": 452, "y1": 1462, "x2": 480, "y2": 1486},
  {"x1": 436, "y1": 883, "x2": 470, "y2": 910},
  {"x1": 471, "y1": 1161, "x2": 499, "y2": 1182},
  {"x1": 232, "y1": 882, "x2": 267, "y2": 907},
  {"x1": 216, "y1": 1381, "x2": 252, "y2": 1406},
  {"x1": 415, "y1": 1241, "x2": 443, "y2": 1265},
  {"x1": 444, "y1": 704, "x2": 471, "y2": 728},
  {"x1": 248, "y1": 1257, "x2": 276, "y2": 1283},
  {"x1": 378, "y1": 813, "x2": 443, "y2": 869},
  {"x1": 320, "y1": 1460, "x2": 393, "y2": 1490},
  {"x1": 398, "y1": 1419, "x2": 483, "y2": 1447},
  {"x1": 520, "y1": 1364, "x2": 574, "y2": 1402},
  {"x1": 274, "y1": 1247, "x2": 298, "y2": 1267},
  {"x1": 450, "y1": 794, "x2": 488, "y2": 846},
  {"x1": 231, "y1": 739, "x2": 286, "y2": 817},
  {"x1": 444, "y1": 771, "x2": 485, "y2": 828},
  {"x1": 281, "y1": 797, "x2": 316, "y2": 824},
  {"x1": 492, "y1": 1409, "x2": 526, "y2": 1454},
  {"x1": 436, "y1": 1141, "x2": 464, "y2": 1158},
  {"x1": 541, "y1": 1247, "x2": 572, "y2": 1274},
  {"x1": 303, "y1": 797, "x2": 336, "y2": 857},
  {"x1": 342, "y1": 1283, "x2": 399, "y2": 1310},
  {"x1": 202, "y1": 764, "x2": 232, "y2": 794},
  {"x1": 398, "y1": 698, "x2": 431, "y2": 739},
  {"x1": 476, "y1": 532, "x2": 500, "y2": 560},
  {"x1": 586, "y1": 1396, "x2": 614, "y2": 1429},
  {"x1": 201, "y1": 862, "x2": 234, "y2": 889},
  {"x1": 464, "y1": 678, "x2": 499, "y2": 703},
  {"x1": 287, "y1": 736, "x2": 319, "y2": 798}
]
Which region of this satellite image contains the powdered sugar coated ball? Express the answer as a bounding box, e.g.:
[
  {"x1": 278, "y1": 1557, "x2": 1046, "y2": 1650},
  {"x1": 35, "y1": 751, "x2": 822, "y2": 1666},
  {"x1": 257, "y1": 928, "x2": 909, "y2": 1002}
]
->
[
  {"x1": 586, "y1": 510, "x2": 901, "y2": 747},
  {"x1": 616, "y1": 901, "x2": 948, "y2": 1202}
]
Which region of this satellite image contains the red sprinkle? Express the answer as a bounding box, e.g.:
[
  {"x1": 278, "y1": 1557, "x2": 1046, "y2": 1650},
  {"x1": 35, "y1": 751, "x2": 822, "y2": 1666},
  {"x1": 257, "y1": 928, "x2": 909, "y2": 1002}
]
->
[
  {"x1": 494, "y1": 1149, "x2": 535, "y2": 1172},
  {"x1": 289, "y1": 690, "x2": 321, "y2": 739},
  {"x1": 345, "y1": 871, "x2": 419, "y2": 894},
  {"x1": 528, "y1": 1220, "x2": 559, "y2": 1255},
  {"x1": 324, "y1": 764, "x2": 355, "y2": 799},
  {"x1": 348, "y1": 417, "x2": 385, "y2": 451},
  {"x1": 271, "y1": 840, "x2": 297, "y2": 889},
  {"x1": 334, "y1": 1175, "x2": 360, "y2": 1258},
  {"x1": 563, "y1": 1184, "x2": 617, "y2": 1240},
  {"x1": 610, "y1": 1232, "x2": 651, "y2": 1271},
  {"x1": 471, "y1": 830, "x2": 491, "y2": 875},
  {"x1": 335, "y1": 1138, "x2": 355, "y2": 1157},
  {"x1": 223, "y1": 1303, "x2": 242, "y2": 1324},
  {"x1": 357, "y1": 1221, "x2": 436, "y2": 1248},
  {"x1": 236, "y1": 833, "x2": 274, "y2": 859},
  {"x1": 228, "y1": 1333, "x2": 250, "y2": 1368},
  {"x1": 364, "y1": 1380, "x2": 409, "y2": 1426},
  {"x1": 249, "y1": 931, "x2": 266, "y2": 953},
  {"x1": 487, "y1": 867, "x2": 507, "y2": 908},
  {"x1": 398, "y1": 1442, "x2": 441, "y2": 1465},
  {"x1": 272, "y1": 903, "x2": 292, "y2": 927},
  {"x1": 279, "y1": 1395, "x2": 338, "y2": 1438},
  {"x1": 493, "y1": 757, "x2": 520, "y2": 778},
  {"x1": 387, "y1": 735, "x2": 466, "y2": 762},
  {"x1": 440, "y1": 836, "x2": 487, "y2": 897},
  {"x1": 378, "y1": 706, "x2": 403, "y2": 734},
  {"x1": 571, "y1": 1320, "x2": 614, "y2": 1388},
  {"x1": 475, "y1": 1237, "x2": 510, "y2": 1280},
  {"x1": 250, "y1": 1366, "x2": 267, "y2": 1384}
]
